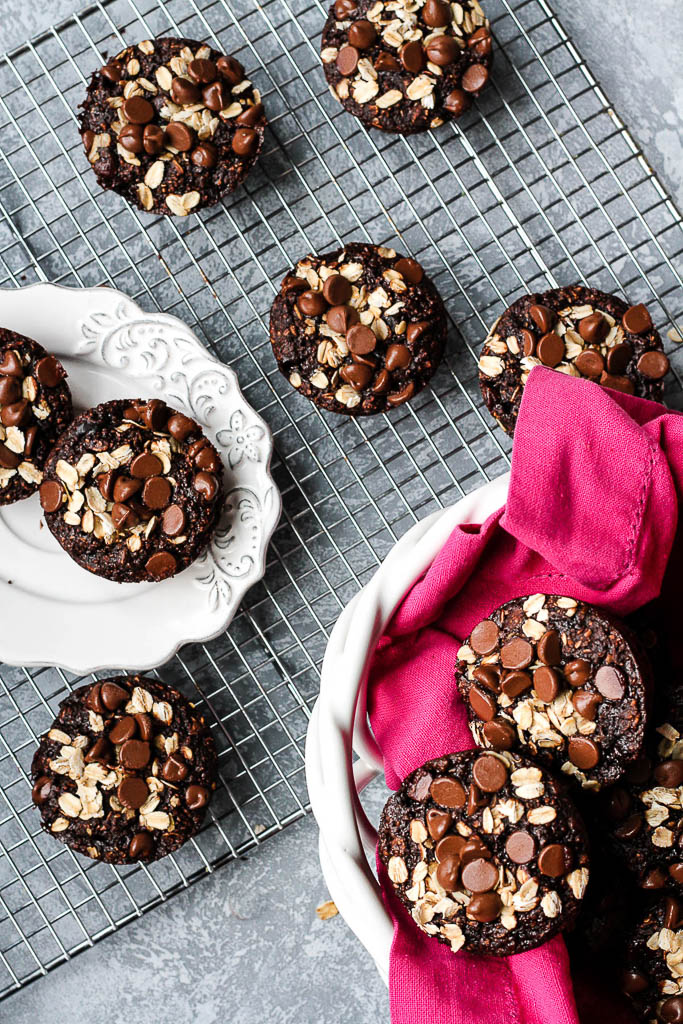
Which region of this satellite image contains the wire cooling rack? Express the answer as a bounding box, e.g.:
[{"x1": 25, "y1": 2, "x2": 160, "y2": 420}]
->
[{"x1": 0, "y1": 0, "x2": 681, "y2": 1001}]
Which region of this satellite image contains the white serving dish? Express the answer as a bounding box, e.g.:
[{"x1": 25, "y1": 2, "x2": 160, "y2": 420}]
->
[
  {"x1": 305, "y1": 473, "x2": 509, "y2": 982},
  {"x1": 0, "y1": 284, "x2": 280, "y2": 673}
]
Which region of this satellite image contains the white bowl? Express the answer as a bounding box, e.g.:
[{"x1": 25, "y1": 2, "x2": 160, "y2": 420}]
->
[
  {"x1": 305, "y1": 473, "x2": 509, "y2": 982},
  {"x1": 0, "y1": 283, "x2": 280, "y2": 673}
]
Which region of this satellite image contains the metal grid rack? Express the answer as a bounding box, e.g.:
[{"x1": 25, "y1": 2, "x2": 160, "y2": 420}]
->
[{"x1": 0, "y1": 0, "x2": 681, "y2": 1000}]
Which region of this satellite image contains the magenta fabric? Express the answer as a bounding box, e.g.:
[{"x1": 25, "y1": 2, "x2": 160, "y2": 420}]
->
[{"x1": 368, "y1": 366, "x2": 683, "y2": 1024}]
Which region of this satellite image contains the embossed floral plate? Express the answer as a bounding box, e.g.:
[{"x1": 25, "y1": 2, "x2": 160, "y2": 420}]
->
[{"x1": 0, "y1": 284, "x2": 280, "y2": 673}]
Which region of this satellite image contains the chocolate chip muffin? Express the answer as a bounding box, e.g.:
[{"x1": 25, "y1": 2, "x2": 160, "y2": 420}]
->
[
  {"x1": 79, "y1": 37, "x2": 266, "y2": 215},
  {"x1": 479, "y1": 286, "x2": 669, "y2": 434},
  {"x1": 0, "y1": 329, "x2": 72, "y2": 504},
  {"x1": 321, "y1": 0, "x2": 492, "y2": 133},
  {"x1": 270, "y1": 242, "x2": 447, "y2": 414},
  {"x1": 456, "y1": 595, "x2": 651, "y2": 790},
  {"x1": 31, "y1": 675, "x2": 217, "y2": 864},
  {"x1": 620, "y1": 895, "x2": 683, "y2": 1022},
  {"x1": 39, "y1": 399, "x2": 223, "y2": 583},
  {"x1": 378, "y1": 749, "x2": 589, "y2": 956}
]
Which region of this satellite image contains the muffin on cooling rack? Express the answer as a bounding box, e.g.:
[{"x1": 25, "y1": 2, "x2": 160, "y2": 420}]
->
[
  {"x1": 31, "y1": 675, "x2": 217, "y2": 864},
  {"x1": 270, "y1": 242, "x2": 447, "y2": 414},
  {"x1": 0, "y1": 327, "x2": 72, "y2": 504},
  {"x1": 479, "y1": 285, "x2": 669, "y2": 434},
  {"x1": 79, "y1": 36, "x2": 266, "y2": 215},
  {"x1": 39, "y1": 398, "x2": 223, "y2": 583},
  {"x1": 321, "y1": 0, "x2": 493, "y2": 134}
]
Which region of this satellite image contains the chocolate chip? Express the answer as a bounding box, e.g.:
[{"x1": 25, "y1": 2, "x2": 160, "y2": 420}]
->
[
  {"x1": 85, "y1": 683, "x2": 105, "y2": 714},
  {"x1": 194, "y1": 471, "x2": 218, "y2": 500},
  {"x1": 461, "y1": 857, "x2": 498, "y2": 893},
  {"x1": 470, "y1": 619, "x2": 499, "y2": 655},
  {"x1": 231, "y1": 127, "x2": 258, "y2": 156},
  {"x1": 430, "y1": 777, "x2": 466, "y2": 808},
  {"x1": 467, "y1": 782, "x2": 487, "y2": 816},
  {"x1": 236, "y1": 103, "x2": 265, "y2": 127},
  {"x1": 529, "y1": 303, "x2": 555, "y2": 333},
  {"x1": 385, "y1": 343, "x2": 412, "y2": 372},
  {"x1": 334, "y1": 0, "x2": 357, "y2": 16},
  {"x1": 435, "y1": 834, "x2": 466, "y2": 861},
  {"x1": 565, "y1": 659, "x2": 591, "y2": 687},
  {"x1": 108, "y1": 716, "x2": 137, "y2": 744},
  {"x1": 142, "y1": 476, "x2": 172, "y2": 510},
  {"x1": 482, "y1": 718, "x2": 516, "y2": 750},
  {"x1": 460, "y1": 836, "x2": 492, "y2": 866},
  {"x1": 575, "y1": 349, "x2": 605, "y2": 380},
  {"x1": 467, "y1": 891, "x2": 501, "y2": 922},
  {"x1": 0, "y1": 350, "x2": 23, "y2": 376},
  {"x1": 669, "y1": 863, "x2": 683, "y2": 884},
  {"x1": 162, "y1": 753, "x2": 189, "y2": 783},
  {"x1": 505, "y1": 830, "x2": 536, "y2": 864},
  {"x1": 578, "y1": 312, "x2": 608, "y2": 344},
  {"x1": 568, "y1": 736, "x2": 600, "y2": 770},
  {"x1": 145, "y1": 551, "x2": 177, "y2": 579},
  {"x1": 538, "y1": 843, "x2": 571, "y2": 877},
  {"x1": 347, "y1": 325, "x2": 376, "y2": 355},
  {"x1": 406, "y1": 321, "x2": 430, "y2": 344},
  {"x1": 468, "y1": 28, "x2": 492, "y2": 58},
  {"x1": 422, "y1": 0, "x2": 450, "y2": 26},
  {"x1": 394, "y1": 257, "x2": 424, "y2": 284},
  {"x1": 135, "y1": 713, "x2": 153, "y2": 742},
  {"x1": 424, "y1": 34, "x2": 458, "y2": 66},
  {"x1": 501, "y1": 671, "x2": 532, "y2": 698},
  {"x1": 340, "y1": 362, "x2": 373, "y2": 390},
  {"x1": 443, "y1": 89, "x2": 470, "y2": 117},
  {"x1": 537, "y1": 629, "x2": 562, "y2": 666},
  {"x1": 117, "y1": 776, "x2": 149, "y2": 809},
  {"x1": 111, "y1": 502, "x2": 138, "y2": 531},
  {"x1": 661, "y1": 996, "x2": 683, "y2": 1023},
  {"x1": 436, "y1": 856, "x2": 459, "y2": 892},
  {"x1": 374, "y1": 52, "x2": 401, "y2": 71},
  {"x1": 100, "y1": 681, "x2": 129, "y2": 711},
  {"x1": 327, "y1": 304, "x2": 358, "y2": 334},
  {"x1": 24, "y1": 426, "x2": 37, "y2": 457},
  {"x1": 101, "y1": 62, "x2": 123, "y2": 82},
  {"x1": 637, "y1": 349, "x2": 670, "y2": 380},
  {"x1": 614, "y1": 812, "x2": 643, "y2": 840},
  {"x1": 571, "y1": 689, "x2": 602, "y2": 721},
  {"x1": 35, "y1": 355, "x2": 65, "y2": 387},
  {"x1": 599, "y1": 371, "x2": 635, "y2": 395},
  {"x1": 128, "y1": 832, "x2": 154, "y2": 859},
  {"x1": 129, "y1": 453, "x2": 162, "y2": 480},
  {"x1": 185, "y1": 784, "x2": 209, "y2": 810},
  {"x1": 472, "y1": 754, "x2": 508, "y2": 793},
  {"x1": 641, "y1": 867, "x2": 667, "y2": 889},
  {"x1": 620, "y1": 970, "x2": 649, "y2": 995},
  {"x1": 166, "y1": 121, "x2": 195, "y2": 152},
  {"x1": 606, "y1": 343, "x2": 633, "y2": 375},
  {"x1": 533, "y1": 666, "x2": 560, "y2": 703},
  {"x1": 348, "y1": 19, "x2": 376, "y2": 48},
  {"x1": 472, "y1": 665, "x2": 500, "y2": 693},
  {"x1": 322, "y1": 273, "x2": 352, "y2": 306},
  {"x1": 336, "y1": 44, "x2": 359, "y2": 76},
  {"x1": 191, "y1": 142, "x2": 218, "y2": 169},
  {"x1": 500, "y1": 637, "x2": 533, "y2": 670},
  {"x1": 39, "y1": 480, "x2": 63, "y2": 513},
  {"x1": 112, "y1": 476, "x2": 141, "y2": 503},
  {"x1": 202, "y1": 79, "x2": 229, "y2": 112},
  {"x1": 85, "y1": 737, "x2": 111, "y2": 765},
  {"x1": 427, "y1": 808, "x2": 451, "y2": 841},
  {"x1": 537, "y1": 332, "x2": 565, "y2": 368},
  {"x1": 654, "y1": 759, "x2": 683, "y2": 788},
  {"x1": 461, "y1": 64, "x2": 489, "y2": 94},
  {"x1": 32, "y1": 776, "x2": 52, "y2": 805},
  {"x1": 606, "y1": 787, "x2": 630, "y2": 820},
  {"x1": 122, "y1": 96, "x2": 154, "y2": 124},
  {"x1": 143, "y1": 124, "x2": 167, "y2": 155},
  {"x1": 171, "y1": 76, "x2": 201, "y2": 105},
  {"x1": 188, "y1": 58, "x2": 217, "y2": 84},
  {"x1": 521, "y1": 329, "x2": 536, "y2": 357},
  {"x1": 666, "y1": 898, "x2": 683, "y2": 931},
  {"x1": 162, "y1": 504, "x2": 186, "y2": 537},
  {"x1": 595, "y1": 665, "x2": 624, "y2": 700},
  {"x1": 622, "y1": 303, "x2": 652, "y2": 335},
  {"x1": 216, "y1": 55, "x2": 244, "y2": 85},
  {"x1": 119, "y1": 739, "x2": 150, "y2": 771},
  {"x1": 1, "y1": 399, "x2": 30, "y2": 428},
  {"x1": 297, "y1": 290, "x2": 326, "y2": 317},
  {"x1": 469, "y1": 684, "x2": 497, "y2": 721},
  {"x1": 0, "y1": 443, "x2": 20, "y2": 470},
  {"x1": 371, "y1": 369, "x2": 390, "y2": 394},
  {"x1": 399, "y1": 40, "x2": 424, "y2": 74},
  {"x1": 167, "y1": 413, "x2": 196, "y2": 441},
  {"x1": 0, "y1": 376, "x2": 20, "y2": 404}
]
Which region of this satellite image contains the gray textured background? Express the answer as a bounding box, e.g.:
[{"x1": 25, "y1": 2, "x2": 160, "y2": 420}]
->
[{"x1": 2, "y1": 2, "x2": 682, "y2": 1023}]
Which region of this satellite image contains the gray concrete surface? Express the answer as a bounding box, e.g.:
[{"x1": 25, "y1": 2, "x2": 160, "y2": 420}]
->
[{"x1": 1, "y1": 2, "x2": 681, "y2": 1023}]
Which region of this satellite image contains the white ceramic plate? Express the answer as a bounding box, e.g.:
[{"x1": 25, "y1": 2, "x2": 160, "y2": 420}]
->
[
  {"x1": 305, "y1": 474, "x2": 509, "y2": 982},
  {"x1": 0, "y1": 284, "x2": 280, "y2": 673}
]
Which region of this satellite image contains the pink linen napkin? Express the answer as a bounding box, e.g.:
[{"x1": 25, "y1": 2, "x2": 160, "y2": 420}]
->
[{"x1": 368, "y1": 366, "x2": 683, "y2": 1024}]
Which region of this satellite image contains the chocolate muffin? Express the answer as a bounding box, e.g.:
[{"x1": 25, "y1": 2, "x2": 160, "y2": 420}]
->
[
  {"x1": 378, "y1": 749, "x2": 589, "y2": 956},
  {"x1": 39, "y1": 398, "x2": 223, "y2": 583},
  {"x1": 0, "y1": 329, "x2": 72, "y2": 504},
  {"x1": 270, "y1": 242, "x2": 447, "y2": 414},
  {"x1": 479, "y1": 285, "x2": 669, "y2": 434},
  {"x1": 79, "y1": 36, "x2": 266, "y2": 215},
  {"x1": 31, "y1": 675, "x2": 217, "y2": 864},
  {"x1": 456, "y1": 595, "x2": 651, "y2": 790},
  {"x1": 321, "y1": 0, "x2": 492, "y2": 133},
  {"x1": 620, "y1": 895, "x2": 683, "y2": 1022}
]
